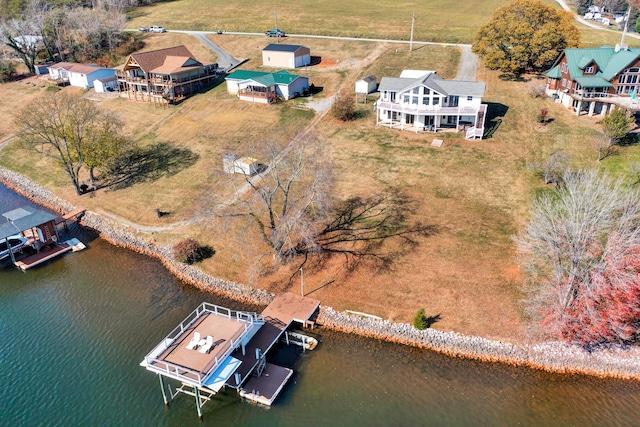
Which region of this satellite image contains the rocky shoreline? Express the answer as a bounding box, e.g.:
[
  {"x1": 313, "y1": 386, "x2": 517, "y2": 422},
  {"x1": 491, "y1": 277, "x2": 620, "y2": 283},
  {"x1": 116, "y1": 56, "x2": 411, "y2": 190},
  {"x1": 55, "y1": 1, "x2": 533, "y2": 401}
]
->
[{"x1": 2, "y1": 166, "x2": 640, "y2": 380}]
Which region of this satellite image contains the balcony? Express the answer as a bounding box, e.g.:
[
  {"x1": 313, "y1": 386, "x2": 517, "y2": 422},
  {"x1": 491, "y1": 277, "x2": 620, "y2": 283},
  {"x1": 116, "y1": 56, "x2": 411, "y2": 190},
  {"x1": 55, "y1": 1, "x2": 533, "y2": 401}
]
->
[{"x1": 376, "y1": 101, "x2": 480, "y2": 116}]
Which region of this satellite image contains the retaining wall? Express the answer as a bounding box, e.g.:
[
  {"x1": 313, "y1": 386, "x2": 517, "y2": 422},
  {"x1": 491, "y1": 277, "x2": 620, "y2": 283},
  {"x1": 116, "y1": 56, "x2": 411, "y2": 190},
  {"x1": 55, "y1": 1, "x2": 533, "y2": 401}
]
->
[{"x1": 2, "y1": 166, "x2": 640, "y2": 380}]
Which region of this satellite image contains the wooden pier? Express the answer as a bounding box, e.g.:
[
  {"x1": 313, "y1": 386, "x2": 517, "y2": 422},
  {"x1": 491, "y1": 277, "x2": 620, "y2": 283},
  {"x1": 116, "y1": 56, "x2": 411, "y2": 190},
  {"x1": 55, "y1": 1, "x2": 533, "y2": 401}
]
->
[{"x1": 141, "y1": 293, "x2": 320, "y2": 419}]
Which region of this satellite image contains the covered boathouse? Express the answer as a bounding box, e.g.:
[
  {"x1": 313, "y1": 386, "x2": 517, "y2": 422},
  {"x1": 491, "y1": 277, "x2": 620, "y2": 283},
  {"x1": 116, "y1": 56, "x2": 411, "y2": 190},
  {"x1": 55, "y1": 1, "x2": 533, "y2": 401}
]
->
[{"x1": 141, "y1": 292, "x2": 320, "y2": 419}]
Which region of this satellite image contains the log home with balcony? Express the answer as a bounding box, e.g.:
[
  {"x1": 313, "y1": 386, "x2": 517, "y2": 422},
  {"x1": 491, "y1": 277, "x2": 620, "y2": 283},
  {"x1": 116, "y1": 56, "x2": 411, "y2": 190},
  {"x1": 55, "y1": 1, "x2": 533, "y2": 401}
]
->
[
  {"x1": 375, "y1": 71, "x2": 487, "y2": 139},
  {"x1": 545, "y1": 45, "x2": 640, "y2": 116},
  {"x1": 115, "y1": 45, "x2": 218, "y2": 105}
]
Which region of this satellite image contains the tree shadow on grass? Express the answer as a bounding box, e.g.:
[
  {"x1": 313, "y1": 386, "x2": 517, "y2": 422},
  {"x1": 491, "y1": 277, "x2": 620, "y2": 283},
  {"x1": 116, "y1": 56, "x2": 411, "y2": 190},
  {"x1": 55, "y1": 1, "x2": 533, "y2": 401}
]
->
[
  {"x1": 498, "y1": 73, "x2": 530, "y2": 82},
  {"x1": 483, "y1": 102, "x2": 509, "y2": 139},
  {"x1": 103, "y1": 141, "x2": 199, "y2": 190}
]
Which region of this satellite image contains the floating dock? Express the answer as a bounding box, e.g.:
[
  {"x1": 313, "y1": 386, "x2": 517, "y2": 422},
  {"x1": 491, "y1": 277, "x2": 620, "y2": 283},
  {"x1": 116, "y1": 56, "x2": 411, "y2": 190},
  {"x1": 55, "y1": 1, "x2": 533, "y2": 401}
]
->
[{"x1": 141, "y1": 292, "x2": 320, "y2": 419}]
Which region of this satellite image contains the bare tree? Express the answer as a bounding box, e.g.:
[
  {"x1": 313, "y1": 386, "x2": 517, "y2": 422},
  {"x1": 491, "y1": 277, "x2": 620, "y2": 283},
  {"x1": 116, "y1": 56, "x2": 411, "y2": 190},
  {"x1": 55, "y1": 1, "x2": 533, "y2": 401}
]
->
[
  {"x1": 1, "y1": 18, "x2": 42, "y2": 74},
  {"x1": 203, "y1": 137, "x2": 435, "y2": 271},
  {"x1": 17, "y1": 92, "x2": 127, "y2": 194},
  {"x1": 516, "y1": 169, "x2": 640, "y2": 347},
  {"x1": 206, "y1": 137, "x2": 333, "y2": 263}
]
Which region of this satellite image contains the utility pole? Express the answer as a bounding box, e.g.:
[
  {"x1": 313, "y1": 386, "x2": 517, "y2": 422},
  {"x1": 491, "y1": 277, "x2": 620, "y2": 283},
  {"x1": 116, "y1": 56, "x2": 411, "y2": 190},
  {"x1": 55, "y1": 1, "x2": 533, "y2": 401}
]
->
[
  {"x1": 410, "y1": 11, "x2": 416, "y2": 52},
  {"x1": 300, "y1": 267, "x2": 304, "y2": 296},
  {"x1": 275, "y1": 6, "x2": 280, "y2": 44},
  {"x1": 621, "y1": 5, "x2": 631, "y2": 47}
]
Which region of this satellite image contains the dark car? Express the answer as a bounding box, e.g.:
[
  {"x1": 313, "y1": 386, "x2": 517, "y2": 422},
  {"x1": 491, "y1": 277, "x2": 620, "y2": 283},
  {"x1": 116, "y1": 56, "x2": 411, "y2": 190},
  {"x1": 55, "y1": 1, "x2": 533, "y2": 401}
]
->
[
  {"x1": 265, "y1": 29, "x2": 286, "y2": 37},
  {"x1": 139, "y1": 26, "x2": 149, "y2": 32}
]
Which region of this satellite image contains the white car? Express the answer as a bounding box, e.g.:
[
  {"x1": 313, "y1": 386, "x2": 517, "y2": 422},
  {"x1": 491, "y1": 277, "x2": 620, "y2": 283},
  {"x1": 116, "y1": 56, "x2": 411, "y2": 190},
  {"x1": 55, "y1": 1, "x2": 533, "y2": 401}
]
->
[{"x1": 150, "y1": 26, "x2": 167, "y2": 33}]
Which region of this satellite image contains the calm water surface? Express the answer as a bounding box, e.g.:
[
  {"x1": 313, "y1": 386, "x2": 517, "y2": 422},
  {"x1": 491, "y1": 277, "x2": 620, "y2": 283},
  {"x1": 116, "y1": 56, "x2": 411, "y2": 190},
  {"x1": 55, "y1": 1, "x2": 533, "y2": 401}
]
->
[{"x1": 2, "y1": 184, "x2": 640, "y2": 426}]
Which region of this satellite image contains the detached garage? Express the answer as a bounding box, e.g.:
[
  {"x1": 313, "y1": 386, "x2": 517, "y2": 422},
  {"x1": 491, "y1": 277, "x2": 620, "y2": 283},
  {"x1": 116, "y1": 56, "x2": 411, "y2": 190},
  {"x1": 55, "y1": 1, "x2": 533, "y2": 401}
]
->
[{"x1": 262, "y1": 44, "x2": 311, "y2": 69}]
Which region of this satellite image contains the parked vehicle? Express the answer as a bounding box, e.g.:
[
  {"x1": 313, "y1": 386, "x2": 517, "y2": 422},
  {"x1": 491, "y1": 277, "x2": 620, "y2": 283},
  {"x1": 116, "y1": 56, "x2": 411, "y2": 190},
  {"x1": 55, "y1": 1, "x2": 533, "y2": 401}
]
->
[
  {"x1": 139, "y1": 26, "x2": 149, "y2": 32},
  {"x1": 265, "y1": 29, "x2": 286, "y2": 37},
  {"x1": 150, "y1": 26, "x2": 167, "y2": 33}
]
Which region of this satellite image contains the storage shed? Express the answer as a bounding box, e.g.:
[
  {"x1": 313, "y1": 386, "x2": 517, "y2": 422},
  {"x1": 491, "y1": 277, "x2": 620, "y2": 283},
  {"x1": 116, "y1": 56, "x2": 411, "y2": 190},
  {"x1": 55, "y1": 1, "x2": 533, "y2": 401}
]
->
[
  {"x1": 94, "y1": 75, "x2": 118, "y2": 93},
  {"x1": 223, "y1": 154, "x2": 259, "y2": 176},
  {"x1": 262, "y1": 44, "x2": 311, "y2": 69},
  {"x1": 356, "y1": 75, "x2": 377, "y2": 94}
]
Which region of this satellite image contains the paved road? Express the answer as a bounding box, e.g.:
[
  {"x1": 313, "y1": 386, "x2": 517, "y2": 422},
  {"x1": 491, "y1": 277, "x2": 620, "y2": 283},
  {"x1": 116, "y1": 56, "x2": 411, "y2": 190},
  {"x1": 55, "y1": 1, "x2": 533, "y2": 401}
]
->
[
  {"x1": 175, "y1": 30, "x2": 242, "y2": 70},
  {"x1": 554, "y1": 0, "x2": 640, "y2": 40}
]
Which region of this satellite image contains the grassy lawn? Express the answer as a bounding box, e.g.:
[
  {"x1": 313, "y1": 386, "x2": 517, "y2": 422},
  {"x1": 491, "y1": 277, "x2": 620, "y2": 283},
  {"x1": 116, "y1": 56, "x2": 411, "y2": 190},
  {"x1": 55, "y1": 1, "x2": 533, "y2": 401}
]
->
[
  {"x1": 4, "y1": 4, "x2": 640, "y2": 342},
  {"x1": 128, "y1": 0, "x2": 506, "y2": 44}
]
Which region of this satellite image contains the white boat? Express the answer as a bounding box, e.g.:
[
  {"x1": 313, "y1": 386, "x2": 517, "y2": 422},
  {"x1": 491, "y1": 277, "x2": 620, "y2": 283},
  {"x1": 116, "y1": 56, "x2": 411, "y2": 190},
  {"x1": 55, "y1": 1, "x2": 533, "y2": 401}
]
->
[
  {"x1": 0, "y1": 235, "x2": 29, "y2": 260},
  {"x1": 282, "y1": 332, "x2": 318, "y2": 351}
]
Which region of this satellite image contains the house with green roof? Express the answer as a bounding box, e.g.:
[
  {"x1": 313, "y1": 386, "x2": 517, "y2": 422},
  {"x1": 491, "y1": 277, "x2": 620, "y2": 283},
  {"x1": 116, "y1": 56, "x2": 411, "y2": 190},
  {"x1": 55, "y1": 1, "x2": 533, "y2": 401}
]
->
[
  {"x1": 545, "y1": 45, "x2": 640, "y2": 116},
  {"x1": 225, "y1": 69, "x2": 309, "y2": 104}
]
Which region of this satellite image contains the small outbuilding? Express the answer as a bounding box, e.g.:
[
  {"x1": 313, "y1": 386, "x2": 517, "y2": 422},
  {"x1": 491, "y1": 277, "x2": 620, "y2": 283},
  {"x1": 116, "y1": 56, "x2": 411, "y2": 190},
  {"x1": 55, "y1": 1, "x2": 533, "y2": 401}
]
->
[
  {"x1": 262, "y1": 44, "x2": 311, "y2": 69},
  {"x1": 94, "y1": 75, "x2": 118, "y2": 93},
  {"x1": 356, "y1": 75, "x2": 377, "y2": 94},
  {"x1": 355, "y1": 75, "x2": 377, "y2": 103},
  {"x1": 223, "y1": 154, "x2": 259, "y2": 176}
]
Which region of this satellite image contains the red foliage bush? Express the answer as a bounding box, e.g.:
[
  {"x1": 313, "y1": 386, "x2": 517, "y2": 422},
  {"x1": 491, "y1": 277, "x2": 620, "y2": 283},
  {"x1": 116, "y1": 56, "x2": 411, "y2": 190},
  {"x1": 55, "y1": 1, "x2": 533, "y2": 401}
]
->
[
  {"x1": 172, "y1": 238, "x2": 202, "y2": 264},
  {"x1": 541, "y1": 233, "x2": 640, "y2": 348}
]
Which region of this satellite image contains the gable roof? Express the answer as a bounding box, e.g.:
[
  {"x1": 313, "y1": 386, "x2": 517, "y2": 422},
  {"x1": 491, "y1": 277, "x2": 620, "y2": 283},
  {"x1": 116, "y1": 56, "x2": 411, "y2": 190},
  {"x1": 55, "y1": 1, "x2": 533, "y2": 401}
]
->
[
  {"x1": 48, "y1": 62, "x2": 107, "y2": 75},
  {"x1": 151, "y1": 56, "x2": 202, "y2": 74},
  {"x1": 226, "y1": 69, "x2": 306, "y2": 86},
  {"x1": 560, "y1": 47, "x2": 640, "y2": 88},
  {"x1": 126, "y1": 45, "x2": 199, "y2": 73},
  {"x1": 357, "y1": 75, "x2": 376, "y2": 83},
  {"x1": 263, "y1": 44, "x2": 307, "y2": 53},
  {"x1": 378, "y1": 72, "x2": 485, "y2": 97}
]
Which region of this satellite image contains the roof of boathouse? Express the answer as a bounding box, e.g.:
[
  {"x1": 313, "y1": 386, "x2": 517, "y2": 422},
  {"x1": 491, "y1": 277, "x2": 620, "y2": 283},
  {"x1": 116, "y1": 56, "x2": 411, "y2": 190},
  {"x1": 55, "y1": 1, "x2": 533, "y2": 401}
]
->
[{"x1": 0, "y1": 206, "x2": 58, "y2": 240}]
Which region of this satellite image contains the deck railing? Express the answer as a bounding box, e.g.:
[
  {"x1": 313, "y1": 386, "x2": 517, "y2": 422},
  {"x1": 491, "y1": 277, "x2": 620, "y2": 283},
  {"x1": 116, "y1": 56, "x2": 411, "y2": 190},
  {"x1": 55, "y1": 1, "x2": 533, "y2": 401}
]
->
[
  {"x1": 143, "y1": 302, "x2": 264, "y2": 386},
  {"x1": 376, "y1": 101, "x2": 480, "y2": 116}
]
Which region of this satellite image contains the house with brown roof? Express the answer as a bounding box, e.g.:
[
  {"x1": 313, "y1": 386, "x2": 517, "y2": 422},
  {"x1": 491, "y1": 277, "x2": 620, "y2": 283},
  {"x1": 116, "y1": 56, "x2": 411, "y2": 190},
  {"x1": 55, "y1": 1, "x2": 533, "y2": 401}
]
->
[
  {"x1": 47, "y1": 62, "x2": 115, "y2": 89},
  {"x1": 115, "y1": 45, "x2": 218, "y2": 104}
]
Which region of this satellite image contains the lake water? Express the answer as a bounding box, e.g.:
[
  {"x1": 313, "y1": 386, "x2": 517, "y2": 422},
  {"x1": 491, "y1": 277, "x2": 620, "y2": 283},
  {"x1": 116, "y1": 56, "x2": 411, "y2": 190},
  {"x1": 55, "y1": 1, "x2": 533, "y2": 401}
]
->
[{"x1": 2, "y1": 183, "x2": 640, "y2": 426}]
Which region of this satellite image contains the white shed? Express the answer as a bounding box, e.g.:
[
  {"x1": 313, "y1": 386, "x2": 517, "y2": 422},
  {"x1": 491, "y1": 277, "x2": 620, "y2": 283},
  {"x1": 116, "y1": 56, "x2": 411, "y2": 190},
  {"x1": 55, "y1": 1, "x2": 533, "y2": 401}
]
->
[
  {"x1": 223, "y1": 154, "x2": 259, "y2": 176},
  {"x1": 355, "y1": 75, "x2": 377, "y2": 94},
  {"x1": 94, "y1": 75, "x2": 118, "y2": 93}
]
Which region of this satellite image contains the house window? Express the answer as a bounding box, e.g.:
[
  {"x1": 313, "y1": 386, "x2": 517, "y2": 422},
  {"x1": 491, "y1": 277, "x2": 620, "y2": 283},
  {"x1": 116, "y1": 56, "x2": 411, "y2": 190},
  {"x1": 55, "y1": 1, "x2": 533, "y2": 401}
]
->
[
  {"x1": 403, "y1": 94, "x2": 410, "y2": 103},
  {"x1": 629, "y1": 75, "x2": 638, "y2": 84},
  {"x1": 562, "y1": 78, "x2": 566, "y2": 87},
  {"x1": 424, "y1": 88, "x2": 430, "y2": 95},
  {"x1": 412, "y1": 96, "x2": 418, "y2": 104},
  {"x1": 467, "y1": 96, "x2": 473, "y2": 101},
  {"x1": 413, "y1": 87, "x2": 420, "y2": 94},
  {"x1": 561, "y1": 62, "x2": 568, "y2": 73},
  {"x1": 619, "y1": 75, "x2": 625, "y2": 84},
  {"x1": 422, "y1": 97, "x2": 429, "y2": 105},
  {"x1": 390, "y1": 92, "x2": 396, "y2": 102},
  {"x1": 584, "y1": 66, "x2": 594, "y2": 74},
  {"x1": 433, "y1": 97, "x2": 440, "y2": 105}
]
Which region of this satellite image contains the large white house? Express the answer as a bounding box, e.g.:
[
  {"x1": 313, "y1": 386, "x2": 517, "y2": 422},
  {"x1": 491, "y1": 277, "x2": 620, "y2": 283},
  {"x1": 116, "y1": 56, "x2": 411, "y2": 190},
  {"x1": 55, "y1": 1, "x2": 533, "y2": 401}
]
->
[
  {"x1": 375, "y1": 71, "x2": 487, "y2": 139},
  {"x1": 48, "y1": 62, "x2": 115, "y2": 89}
]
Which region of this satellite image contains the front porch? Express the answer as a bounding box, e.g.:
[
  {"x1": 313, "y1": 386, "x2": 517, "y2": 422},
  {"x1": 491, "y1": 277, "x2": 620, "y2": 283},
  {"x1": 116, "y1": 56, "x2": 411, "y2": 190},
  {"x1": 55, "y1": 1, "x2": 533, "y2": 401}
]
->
[
  {"x1": 376, "y1": 103, "x2": 487, "y2": 139},
  {"x1": 238, "y1": 86, "x2": 278, "y2": 104}
]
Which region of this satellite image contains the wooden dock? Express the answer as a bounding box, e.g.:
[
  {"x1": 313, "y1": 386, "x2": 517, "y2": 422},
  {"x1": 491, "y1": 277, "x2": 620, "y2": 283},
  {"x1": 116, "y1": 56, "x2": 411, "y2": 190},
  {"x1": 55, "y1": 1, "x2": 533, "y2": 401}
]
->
[
  {"x1": 141, "y1": 293, "x2": 320, "y2": 418},
  {"x1": 55, "y1": 208, "x2": 86, "y2": 230},
  {"x1": 14, "y1": 243, "x2": 72, "y2": 270}
]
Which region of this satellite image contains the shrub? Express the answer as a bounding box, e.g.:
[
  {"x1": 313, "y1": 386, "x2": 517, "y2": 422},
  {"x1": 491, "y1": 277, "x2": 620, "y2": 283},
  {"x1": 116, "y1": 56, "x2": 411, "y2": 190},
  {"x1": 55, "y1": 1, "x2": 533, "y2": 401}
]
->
[
  {"x1": 413, "y1": 308, "x2": 428, "y2": 330},
  {"x1": 331, "y1": 89, "x2": 355, "y2": 121},
  {"x1": 172, "y1": 238, "x2": 214, "y2": 264},
  {"x1": 528, "y1": 82, "x2": 546, "y2": 98}
]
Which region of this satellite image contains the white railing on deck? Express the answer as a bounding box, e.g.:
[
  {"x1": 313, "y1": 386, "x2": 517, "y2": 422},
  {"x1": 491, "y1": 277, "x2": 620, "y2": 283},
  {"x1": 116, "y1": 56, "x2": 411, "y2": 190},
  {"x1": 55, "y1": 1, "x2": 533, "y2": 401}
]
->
[{"x1": 143, "y1": 302, "x2": 263, "y2": 386}]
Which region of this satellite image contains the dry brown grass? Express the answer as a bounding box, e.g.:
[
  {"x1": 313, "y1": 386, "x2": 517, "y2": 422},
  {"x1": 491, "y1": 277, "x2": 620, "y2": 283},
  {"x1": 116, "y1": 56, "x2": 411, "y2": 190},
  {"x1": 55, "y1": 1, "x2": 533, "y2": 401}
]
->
[{"x1": 4, "y1": 34, "x2": 638, "y2": 343}]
